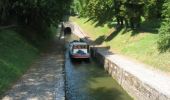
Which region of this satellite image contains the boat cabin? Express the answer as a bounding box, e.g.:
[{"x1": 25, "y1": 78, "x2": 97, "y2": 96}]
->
[{"x1": 69, "y1": 41, "x2": 90, "y2": 59}]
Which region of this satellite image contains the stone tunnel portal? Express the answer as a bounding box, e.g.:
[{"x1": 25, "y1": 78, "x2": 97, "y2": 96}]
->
[{"x1": 64, "y1": 27, "x2": 72, "y2": 35}]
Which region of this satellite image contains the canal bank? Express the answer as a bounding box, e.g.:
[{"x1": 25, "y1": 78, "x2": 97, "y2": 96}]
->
[
  {"x1": 2, "y1": 39, "x2": 66, "y2": 100},
  {"x1": 2, "y1": 24, "x2": 66, "y2": 100},
  {"x1": 65, "y1": 22, "x2": 170, "y2": 100}
]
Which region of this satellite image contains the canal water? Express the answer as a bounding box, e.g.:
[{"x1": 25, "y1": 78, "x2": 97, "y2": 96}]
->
[{"x1": 64, "y1": 35, "x2": 133, "y2": 100}]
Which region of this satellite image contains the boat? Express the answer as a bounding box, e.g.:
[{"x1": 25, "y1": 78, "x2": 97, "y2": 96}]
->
[{"x1": 69, "y1": 40, "x2": 90, "y2": 60}]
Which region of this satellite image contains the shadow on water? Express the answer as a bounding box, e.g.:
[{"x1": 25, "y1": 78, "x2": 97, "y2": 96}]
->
[{"x1": 89, "y1": 87, "x2": 132, "y2": 100}]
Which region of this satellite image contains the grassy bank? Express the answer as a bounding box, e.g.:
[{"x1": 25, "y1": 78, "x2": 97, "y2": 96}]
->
[
  {"x1": 70, "y1": 17, "x2": 170, "y2": 73},
  {"x1": 0, "y1": 28, "x2": 40, "y2": 96}
]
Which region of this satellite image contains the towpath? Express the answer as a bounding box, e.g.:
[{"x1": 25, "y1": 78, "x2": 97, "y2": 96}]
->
[{"x1": 2, "y1": 38, "x2": 65, "y2": 100}]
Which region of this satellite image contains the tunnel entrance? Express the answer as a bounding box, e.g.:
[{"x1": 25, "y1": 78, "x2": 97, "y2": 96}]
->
[{"x1": 64, "y1": 27, "x2": 72, "y2": 35}]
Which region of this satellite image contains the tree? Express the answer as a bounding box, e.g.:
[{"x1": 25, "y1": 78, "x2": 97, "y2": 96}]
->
[
  {"x1": 114, "y1": 0, "x2": 126, "y2": 26},
  {"x1": 80, "y1": 0, "x2": 115, "y2": 25},
  {"x1": 77, "y1": 0, "x2": 145, "y2": 28},
  {"x1": 125, "y1": 0, "x2": 144, "y2": 28},
  {"x1": 0, "y1": 0, "x2": 72, "y2": 30},
  {"x1": 0, "y1": 0, "x2": 12, "y2": 25},
  {"x1": 144, "y1": 0, "x2": 165, "y2": 20},
  {"x1": 70, "y1": 0, "x2": 88, "y2": 16}
]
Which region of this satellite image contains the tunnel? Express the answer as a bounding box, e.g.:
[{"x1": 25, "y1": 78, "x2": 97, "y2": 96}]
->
[{"x1": 64, "y1": 27, "x2": 72, "y2": 35}]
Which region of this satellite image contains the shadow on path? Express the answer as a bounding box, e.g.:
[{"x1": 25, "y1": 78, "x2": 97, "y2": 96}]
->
[{"x1": 2, "y1": 39, "x2": 65, "y2": 100}]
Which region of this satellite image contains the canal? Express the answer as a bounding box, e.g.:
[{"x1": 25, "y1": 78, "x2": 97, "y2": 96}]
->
[{"x1": 64, "y1": 35, "x2": 133, "y2": 100}]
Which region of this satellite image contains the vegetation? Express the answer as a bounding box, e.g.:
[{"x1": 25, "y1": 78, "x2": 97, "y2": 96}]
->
[
  {"x1": 158, "y1": 0, "x2": 170, "y2": 52},
  {"x1": 0, "y1": 0, "x2": 72, "y2": 97},
  {"x1": 72, "y1": 0, "x2": 170, "y2": 52},
  {"x1": 0, "y1": 0, "x2": 72, "y2": 33},
  {"x1": 0, "y1": 25, "x2": 59, "y2": 97},
  {"x1": 70, "y1": 17, "x2": 170, "y2": 73},
  {"x1": 73, "y1": 0, "x2": 164, "y2": 27},
  {"x1": 0, "y1": 0, "x2": 169, "y2": 96},
  {"x1": 0, "y1": 28, "x2": 39, "y2": 96}
]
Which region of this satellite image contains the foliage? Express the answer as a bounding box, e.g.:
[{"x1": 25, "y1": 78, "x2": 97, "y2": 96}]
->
[
  {"x1": 124, "y1": 0, "x2": 144, "y2": 28},
  {"x1": 0, "y1": 29, "x2": 39, "y2": 96},
  {"x1": 85, "y1": 0, "x2": 114, "y2": 24},
  {"x1": 71, "y1": 16, "x2": 170, "y2": 72},
  {"x1": 74, "y1": 0, "x2": 165, "y2": 29},
  {"x1": 144, "y1": 0, "x2": 165, "y2": 19},
  {"x1": 158, "y1": 21, "x2": 170, "y2": 52},
  {"x1": 75, "y1": 0, "x2": 145, "y2": 28},
  {"x1": 70, "y1": 0, "x2": 86, "y2": 16},
  {"x1": 0, "y1": 0, "x2": 72, "y2": 32},
  {"x1": 0, "y1": 0, "x2": 13, "y2": 25},
  {"x1": 72, "y1": 0, "x2": 170, "y2": 51},
  {"x1": 158, "y1": 0, "x2": 170, "y2": 52}
]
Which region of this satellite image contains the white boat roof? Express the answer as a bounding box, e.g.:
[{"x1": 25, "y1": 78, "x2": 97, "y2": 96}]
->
[{"x1": 70, "y1": 41, "x2": 88, "y2": 45}]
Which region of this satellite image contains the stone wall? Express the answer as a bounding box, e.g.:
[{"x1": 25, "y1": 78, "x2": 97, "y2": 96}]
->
[{"x1": 91, "y1": 48, "x2": 170, "y2": 100}]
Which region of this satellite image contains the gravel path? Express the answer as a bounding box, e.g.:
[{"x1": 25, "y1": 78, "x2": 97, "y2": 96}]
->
[{"x1": 2, "y1": 39, "x2": 65, "y2": 100}]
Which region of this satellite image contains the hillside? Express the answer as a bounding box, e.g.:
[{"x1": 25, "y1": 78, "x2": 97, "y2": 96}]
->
[
  {"x1": 70, "y1": 17, "x2": 170, "y2": 73},
  {"x1": 0, "y1": 28, "x2": 40, "y2": 96}
]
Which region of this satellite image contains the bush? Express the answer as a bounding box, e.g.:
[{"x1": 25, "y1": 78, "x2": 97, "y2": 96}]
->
[
  {"x1": 158, "y1": 19, "x2": 170, "y2": 52},
  {"x1": 158, "y1": 0, "x2": 170, "y2": 52}
]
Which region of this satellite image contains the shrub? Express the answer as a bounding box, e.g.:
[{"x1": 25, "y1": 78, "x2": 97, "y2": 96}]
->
[{"x1": 158, "y1": 0, "x2": 170, "y2": 52}]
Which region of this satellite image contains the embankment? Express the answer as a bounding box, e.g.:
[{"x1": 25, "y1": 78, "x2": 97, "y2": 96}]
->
[
  {"x1": 0, "y1": 28, "x2": 40, "y2": 97},
  {"x1": 91, "y1": 48, "x2": 170, "y2": 100}
]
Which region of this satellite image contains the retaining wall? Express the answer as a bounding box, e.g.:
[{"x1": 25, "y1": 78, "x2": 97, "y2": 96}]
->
[{"x1": 91, "y1": 48, "x2": 170, "y2": 100}]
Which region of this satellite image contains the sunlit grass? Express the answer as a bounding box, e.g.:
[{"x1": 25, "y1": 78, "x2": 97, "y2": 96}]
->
[
  {"x1": 70, "y1": 16, "x2": 170, "y2": 73},
  {"x1": 71, "y1": 17, "x2": 115, "y2": 40}
]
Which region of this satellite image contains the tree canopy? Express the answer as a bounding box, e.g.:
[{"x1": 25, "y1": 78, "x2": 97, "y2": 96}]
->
[
  {"x1": 74, "y1": 0, "x2": 165, "y2": 28},
  {"x1": 1, "y1": 0, "x2": 169, "y2": 51},
  {"x1": 72, "y1": 0, "x2": 169, "y2": 51},
  {"x1": 0, "y1": 0, "x2": 72, "y2": 29}
]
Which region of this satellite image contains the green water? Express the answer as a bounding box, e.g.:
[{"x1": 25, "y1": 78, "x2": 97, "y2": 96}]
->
[{"x1": 65, "y1": 55, "x2": 133, "y2": 100}]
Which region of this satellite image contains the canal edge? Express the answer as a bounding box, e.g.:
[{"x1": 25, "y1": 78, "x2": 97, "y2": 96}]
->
[{"x1": 66, "y1": 22, "x2": 170, "y2": 100}]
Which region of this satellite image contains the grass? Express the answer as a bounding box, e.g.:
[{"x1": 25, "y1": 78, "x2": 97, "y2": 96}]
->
[
  {"x1": 0, "y1": 29, "x2": 39, "y2": 96},
  {"x1": 70, "y1": 16, "x2": 170, "y2": 73}
]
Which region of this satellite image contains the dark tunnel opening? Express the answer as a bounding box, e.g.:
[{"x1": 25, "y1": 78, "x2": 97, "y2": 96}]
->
[{"x1": 64, "y1": 27, "x2": 72, "y2": 35}]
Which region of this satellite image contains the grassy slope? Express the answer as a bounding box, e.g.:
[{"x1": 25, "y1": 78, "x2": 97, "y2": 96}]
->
[
  {"x1": 0, "y1": 29, "x2": 39, "y2": 96},
  {"x1": 70, "y1": 17, "x2": 170, "y2": 73}
]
